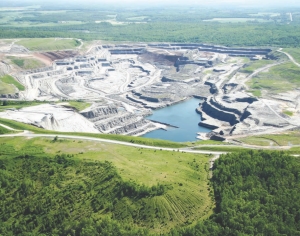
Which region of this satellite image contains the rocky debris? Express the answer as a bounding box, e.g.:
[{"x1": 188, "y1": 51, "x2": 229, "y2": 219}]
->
[
  {"x1": 245, "y1": 100, "x2": 290, "y2": 128},
  {"x1": 55, "y1": 77, "x2": 77, "y2": 95},
  {"x1": 9, "y1": 44, "x2": 29, "y2": 53}
]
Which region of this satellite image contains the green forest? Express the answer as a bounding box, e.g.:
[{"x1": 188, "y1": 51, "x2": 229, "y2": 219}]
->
[
  {"x1": 0, "y1": 153, "x2": 163, "y2": 235},
  {"x1": 1, "y1": 6, "x2": 300, "y2": 47},
  {"x1": 1, "y1": 22, "x2": 300, "y2": 47},
  {"x1": 174, "y1": 150, "x2": 300, "y2": 235}
]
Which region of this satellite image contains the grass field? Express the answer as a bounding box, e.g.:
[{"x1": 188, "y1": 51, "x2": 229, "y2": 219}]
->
[
  {"x1": 0, "y1": 80, "x2": 15, "y2": 94},
  {"x1": 0, "y1": 136, "x2": 213, "y2": 233},
  {"x1": 248, "y1": 89, "x2": 262, "y2": 97},
  {"x1": 0, "y1": 125, "x2": 16, "y2": 134},
  {"x1": 193, "y1": 140, "x2": 230, "y2": 146},
  {"x1": 283, "y1": 110, "x2": 294, "y2": 116},
  {"x1": 64, "y1": 100, "x2": 91, "y2": 111},
  {"x1": 0, "y1": 101, "x2": 47, "y2": 112},
  {"x1": 8, "y1": 56, "x2": 45, "y2": 69},
  {"x1": 247, "y1": 62, "x2": 300, "y2": 93},
  {"x1": 240, "y1": 59, "x2": 275, "y2": 74},
  {"x1": 238, "y1": 131, "x2": 300, "y2": 146},
  {"x1": 17, "y1": 38, "x2": 81, "y2": 51},
  {"x1": 193, "y1": 146, "x2": 249, "y2": 152},
  {"x1": 283, "y1": 48, "x2": 300, "y2": 64},
  {"x1": 0, "y1": 74, "x2": 25, "y2": 91}
]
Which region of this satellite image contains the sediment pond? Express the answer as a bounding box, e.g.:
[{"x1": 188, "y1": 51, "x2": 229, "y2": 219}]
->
[{"x1": 142, "y1": 97, "x2": 211, "y2": 142}]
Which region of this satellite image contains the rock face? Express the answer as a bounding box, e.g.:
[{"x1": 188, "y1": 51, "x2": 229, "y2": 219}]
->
[
  {"x1": 0, "y1": 93, "x2": 19, "y2": 98},
  {"x1": 201, "y1": 98, "x2": 239, "y2": 126},
  {"x1": 81, "y1": 103, "x2": 157, "y2": 135}
]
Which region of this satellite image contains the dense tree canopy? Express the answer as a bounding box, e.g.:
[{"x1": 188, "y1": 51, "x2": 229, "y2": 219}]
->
[{"x1": 172, "y1": 150, "x2": 300, "y2": 235}]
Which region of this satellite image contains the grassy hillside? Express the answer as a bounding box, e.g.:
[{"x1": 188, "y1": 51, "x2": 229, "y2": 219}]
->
[
  {"x1": 240, "y1": 59, "x2": 275, "y2": 74},
  {"x1": 0, "y1": 100, "x2": 48, "y2": 112},
  {"x1": 63, "y1": 100, "x2": 92, "y2": 112},
  {"x1": 283, "y1": 48, "x2": 300, "y2": 64},
  {"x1": 238, "y1": 131, "x2": 300, "y2": 146},
  {"x1": 0, "y1": 125, "x2": 16, "y2": 134},
  {"x1": 247, "y1": 62, "x2": 300, "y2": 94},
  {"x1": 0, "y1": 74, "x2": 25, "y2": 92},
  {"x1": 0, "y1": 80, "x2": 15, "y2": 94},
  {"x1": 8, "y1": 56, "x2": 45, "y2": 69},
  {"x1": 0, "y1": 136, "x2": 213, "y2": 235},
  {"x1": 17, "y1": 38, "x2": 80, "y2": 51}
]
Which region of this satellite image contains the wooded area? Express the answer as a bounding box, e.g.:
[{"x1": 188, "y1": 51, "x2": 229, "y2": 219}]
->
[
  {"x1": 1, "y1": 22, "x2": 300, "y2": 47},
  {"x1": 173, "y1": 150, "x2": 300, "y2": 235}
]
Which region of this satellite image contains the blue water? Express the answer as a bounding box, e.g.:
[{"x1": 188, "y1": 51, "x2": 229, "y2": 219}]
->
[{"x1": 142, "y1": 97, "x2": 211, "y2": 142}]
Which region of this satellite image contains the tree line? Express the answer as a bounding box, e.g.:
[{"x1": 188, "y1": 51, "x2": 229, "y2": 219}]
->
[{"x1": 1, "y1": 22, "x2": 300, "y2": 47}]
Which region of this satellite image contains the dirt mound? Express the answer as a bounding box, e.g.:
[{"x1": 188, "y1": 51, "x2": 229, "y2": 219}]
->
[
  {"x1": 41, "y1": 51, "x2": 79, "y2": 61},
  {"x1": 138, "y1": 50, "x2": 182, "y2": 67}
]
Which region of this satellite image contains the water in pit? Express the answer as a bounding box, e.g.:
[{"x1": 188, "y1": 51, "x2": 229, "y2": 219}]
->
[{"x1": 142, "y1": 97, "x2": 212, "y2": 142}]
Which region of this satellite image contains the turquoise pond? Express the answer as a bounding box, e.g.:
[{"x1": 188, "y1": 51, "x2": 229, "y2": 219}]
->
[{"x1": 142, "y1": 97, "x2": 211, "y2": 142}]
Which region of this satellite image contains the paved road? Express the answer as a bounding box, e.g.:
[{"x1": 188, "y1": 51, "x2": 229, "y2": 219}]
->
[{"x1": 0, "y1": 131, "x2": 226, "y2": 155}]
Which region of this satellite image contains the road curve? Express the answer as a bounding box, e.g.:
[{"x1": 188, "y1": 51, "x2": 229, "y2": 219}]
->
[
  {"x1": 277, "y1": 49, "x2": 300, "y2": 67},
  {"x1": 0, "y1": 132, "x2": 226, "y2": 155},
  {"x1": 0, "y1": 124, "x2": 19, "y2": 131}
]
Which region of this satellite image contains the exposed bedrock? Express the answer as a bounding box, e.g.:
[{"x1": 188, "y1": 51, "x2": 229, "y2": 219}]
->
[
  {"x1": 222, "y1": 83, "x2": 238, "y2": 94},
  {"x1": 0, "y1": 93, "x2": 19, "y2": 99},
  {"x1": 129, "y1": 64, "x2": 150, "y2": 75},
  {"x1": 109, "y1": 48, "x2": 145, "y2": 55},
  {"x1": 106, "y1": 119, "x2": 151, "y2": 135},
  {"x1": 197, "y1": 92, "x2": 293, "y2": 138},
  {"x1": 81, "y1": 104, "x2": 156, "y2": 135},
  {"x1": 139, "y1": 95, "x2": 160, "y2": 103},
  {"x1": 209, "y1": 97, "x2": 243, "y2": 116},
  {"x1": 138, "y1": 50, "x2": 182, "y2": 68},
  {"x1": 200, "y1": 98, "x2": 239, "y2": 126},
  {"x1": 94, "y1": 114, "x2": 142, "y2": 131},
  {"x1": 81, "y1": 105, "x2": 119, "y2": 120},
  {"x1": 148, "y1": 43, "x2": 271, "y2": 56}
]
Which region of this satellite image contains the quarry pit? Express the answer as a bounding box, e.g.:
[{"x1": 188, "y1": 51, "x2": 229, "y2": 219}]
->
[{"x1": 1, "y1": 41, "x2": 300, "y2": 141}]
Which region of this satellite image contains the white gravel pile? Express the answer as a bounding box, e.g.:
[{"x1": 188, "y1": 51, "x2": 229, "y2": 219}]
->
[{"x1": 0, "y1": 104, "x2": 99, "y2": 133}]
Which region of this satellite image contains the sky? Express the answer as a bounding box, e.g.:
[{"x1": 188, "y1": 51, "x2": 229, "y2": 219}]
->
[
  {"x1": 2, "y1": 0, "x2": 300, "y2": 7},
  {"x1": 67, "y1": 0, "x2": 300, "y2": 6}
]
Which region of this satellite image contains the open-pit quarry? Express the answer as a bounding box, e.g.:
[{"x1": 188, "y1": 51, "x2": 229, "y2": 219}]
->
[{"x1": 1, "y1": 40, "x2": 300, "y2": 141}]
